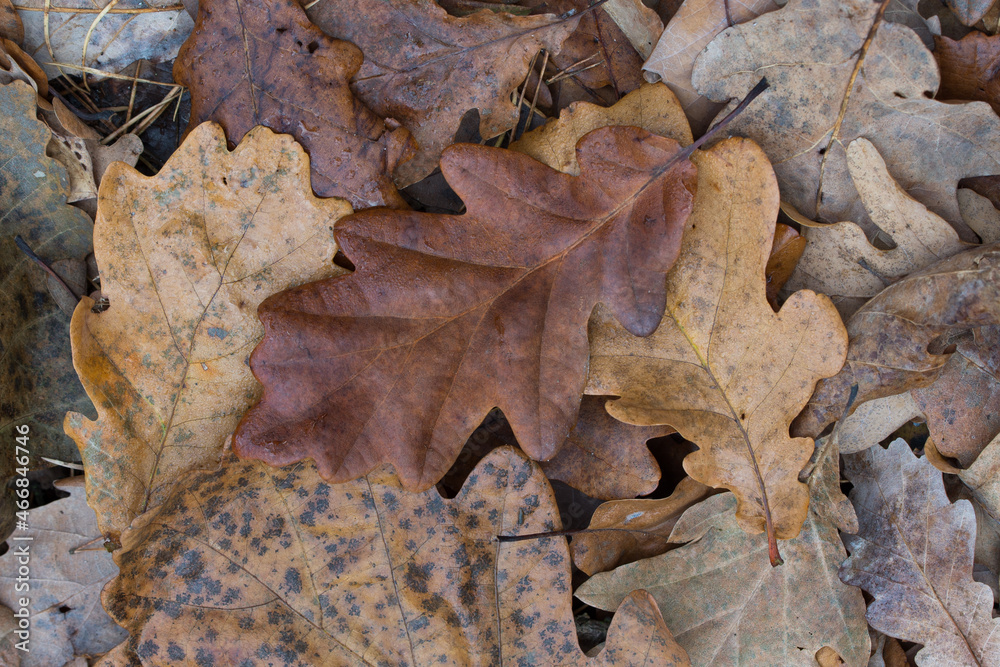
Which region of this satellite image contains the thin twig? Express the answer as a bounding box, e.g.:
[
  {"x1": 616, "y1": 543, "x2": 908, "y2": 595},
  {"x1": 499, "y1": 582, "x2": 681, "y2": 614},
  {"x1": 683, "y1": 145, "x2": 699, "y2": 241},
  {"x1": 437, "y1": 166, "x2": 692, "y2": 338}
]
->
[{"x1": 15, "y1": 4, "x2": 184, "y2": 12}]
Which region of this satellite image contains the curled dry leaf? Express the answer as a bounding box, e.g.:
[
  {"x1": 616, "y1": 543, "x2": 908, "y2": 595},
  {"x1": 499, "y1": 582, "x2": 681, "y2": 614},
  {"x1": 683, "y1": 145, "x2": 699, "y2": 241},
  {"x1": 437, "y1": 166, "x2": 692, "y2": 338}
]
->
[
  {"x1": 691, "y1": 0, "x2": 1000, "y2": 234},
  {"x1": 576, "y1": 483, "x2": 869, "y2": 666},
  {"x1": 586, "y1": 137, "x2": 847, "y2": 547},
  {"x1": 64, "y1": 123, "x2": 349, "y2": 543},
  {"x1": 795, "y1": 244, "x2": 1000, "y2": 467},
  {"x1": 19, "y1": 0, "x2": 193, "y2": 79},
  {"x1": 0, "y1": 477, "x2": 126, "y2": 667},
  {"x1": 102, "y1": 447, "x2": 691, "y2": 666},
  {"x1": 510, "y1": 81, "x2": 693, "y2": 173},
  {"x1": 785, "y1": 138, "x2": 968, "y2": 319},
  {"x1": 306, "y1": 0, "x2": 578, "y2": 186},
  {"x1": 539, "y1": 395, "x2": 674, "y2": 500},
  {"x1": 570, "y1": 476, "x2": 714, "y2": 576},
  {"x1": 764, "y1": 222, "x2": 806, "y2": 311},
  {"x1": 174, "y1": 0, "x2": 414, "y2": 209},
  {"x1": 233, "y1": 125, "x2": 696, "y2": 492},
  {"x1": 840, "y1": 439, "x2": 1000, "y2": 666},
  {"x1": 935, "y1": 31, "x2": 1000, "y2": 116},
  {"x1": 1, "y1": 81, "x2": 94, "y2": 471},
  {"x1": 642, "y1": 0, "x2": 780, "y2": 134}
]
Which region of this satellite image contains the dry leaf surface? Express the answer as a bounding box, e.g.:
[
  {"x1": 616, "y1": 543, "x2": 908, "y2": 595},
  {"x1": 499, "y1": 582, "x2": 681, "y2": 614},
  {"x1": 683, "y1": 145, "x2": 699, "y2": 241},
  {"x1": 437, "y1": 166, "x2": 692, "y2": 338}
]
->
[
  {"x1": 234, "y1": 125, "x2": 697, "y2": 492},
  {"x1": 840, "y1": 439, "x2": 1000, "y2": 666},
  {"x1": 785, "y1": 138, "x2": 968, "y2": 318},
  {"x1": 576, "y1": 488, "x2": 869, "y2": 666},
  {"x1": 102, "y1": 447, "x2": 690, "y2": 666},
  {"x1": 691, "y1": 0, "x2": 1000, "y2": 232},
  {"x1": 306, "y1": 0, "x2": 577, "y2": 186},
  {"x1": 0, "y1": 477, "x2": 127, "y2": 667},
  {"x1": 1, "y1": 81, "x2": 94, "y2": 468},
  {"x1": 935, "y1": 31, "x2": 1000, "y2": 116},
  {"x1": 586, "y1": 137, "x2": 847, "y2": 541},
  {"x1": 795, "y1": 243, "x2": 1000, "y2": 466},
  {"x1": 64, "y1": 123, "x2": 349, "y2": 543},
  {"x1": 174, "y1": 0, "x2": 414, "y2": 209}
]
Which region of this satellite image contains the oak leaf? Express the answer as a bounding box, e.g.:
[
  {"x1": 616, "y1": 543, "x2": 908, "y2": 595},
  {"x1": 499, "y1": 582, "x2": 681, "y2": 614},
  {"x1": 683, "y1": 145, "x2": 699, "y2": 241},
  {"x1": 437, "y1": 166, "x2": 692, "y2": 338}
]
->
[
  {"x1": 956, "y1": 433, "x2": 1000, "y2": 583},
  {"x1": 585, "y1": 137, "x2": 847, "y2": 546},
  {"x1": 691, "y1": 0, "x2": 1000, "y2": 234},
  {"x1": 102, "y1": 447, "x2": 690, "y2": 665},
  {"x1": 174, "y1": 0, "x2": 414, "y2": 209},
  {"x1": 570, "y1": 476, "x2": 714, "y2": 575},
  {"x1": 576, "y1": 482, "x2": 869, "y2": 666},
  {"x1": 785, "y1": 138, "x2": 968, "y2": 319},
  {"x1": 0, "y1": 0, "x2": 21, "y2": 44},
  {"x1": 840, "y1": 439, "x2": 1000, "y2": 666},
  {"x1": 233, "y1": 125, "x2": 697, "y2": 491},
  {"x1": 935, "y1": 32, "x2": 1000, "y2": 116},
  {"x1": 0, "y1": 477, "x2": 127, "y2": 667},
  {"x1": 794, "y1": 244, "x2": 1000, "y2": 467},
  {"x1": 641, "y1": 0, "x2": 779, "y2": 134},
  {"x1": 764, "y1": 222, "x2": 806, "y2": 311},
  {"x1": 64, "y1": 123, "x2": 350, "y2": 543},
  {"x1": 305, "y1": 0, "x2": 578, "y2": 186},
  {"x1": 1, "y1": 81, "x2": 94, "y2": 470}
]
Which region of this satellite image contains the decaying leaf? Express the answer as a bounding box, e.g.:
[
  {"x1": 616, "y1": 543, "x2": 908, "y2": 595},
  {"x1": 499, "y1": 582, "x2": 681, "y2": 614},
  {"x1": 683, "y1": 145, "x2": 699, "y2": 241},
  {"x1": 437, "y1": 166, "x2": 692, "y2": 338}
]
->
[
  {"x1": 935, "y1": 31, "x2": 1000, "y2": 116},
  {"x1": 959, "y1": 188, "x2": 1000, "y2": 243},
  {"x1": 1, "y1": 81, "x2": 94, "y2": 469},
  {"x1": 765, "y1": 222, "x2": 806, "y2": 310},
  {"x1": 510, "y1": 81, "x2": 693, "y2": 172},
  {"x1": 0, "y1": 0, "x2": 21, "y2": 44},
  {"x1": 785, "y1": 138, "x2": 968, "y2": 318},
  {"x1": 840, "y1": 439, "x2": 1000, "y2": 666},
  {"x1": 831, "y1": 392, "x2": 921, "y2": 455},
  {"x1": 586, "y1": 137, "x2": 846, "y2": 548},
  {"x1": 691, "y1": 0, "x2": 1000, "y2": 233},
  {"x1": 0, "y1": 477, "x2": 127, "y2": 667},
  {"x1": 795, "y1": 244, "x2": 1000, "y2": 466},
  {"x1": 642, "y1": 0, "x2": 779, "y2": 134},
  {"x1": 944, "y1": 0, "x2": 995, "y2": 26},
  {"x1": 64, "y1": 123, "x2": 350, "y2": 543},
  {"x1": 174, "y1": 0, "x2": 414, "y2": 209},
  {"x1": 234, "y1": 125, "x2": 696, "y2": 492},
  {"x1": 539, "y1": 395, "x2": 674, "y2": 499},
  {"x1": 306, "y1": 0, "x2": 578, "y2": 186},
  {"x1": 19, "y1": 0, "x2": 194, "y2": 79},
  {"x1": 570, "y1": 476, "x2": 714, "y2": 575},
  {"x1": 956, "y1": 433, "x2": 1000, "y2": 581},
  {"x1": 576, "y1": 488, "x2": 869, "y2": 666},
  {"x1": 102, "y1": 447, "x2": 691, "y2": 665}
]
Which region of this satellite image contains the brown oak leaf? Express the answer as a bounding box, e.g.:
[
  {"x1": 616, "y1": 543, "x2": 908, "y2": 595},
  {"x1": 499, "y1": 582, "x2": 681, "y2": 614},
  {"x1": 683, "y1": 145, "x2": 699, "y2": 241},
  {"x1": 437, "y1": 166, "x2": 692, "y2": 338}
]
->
[
  {"x1": 840, "y1": 439, "x2": 1000, "y2": 666},
  {"x1": 306, "y1": 0, "x2": 578, "y2": 186},
  {"x1": 585, "y1": 137, "x2": 847, "y2": 551},
  {"x1": 935, "y1": 31, "x2": 1000, "y2": 116},
  {"x1": 64, "y1": 123, "x2": 350, "y2": 543},
  {"x1": 794, "y1": 244, "x2": 1000, "y2": 467},
  {"x1": 101, "y1": 447, "x2": 691, "y2": 666},
  {"x1": 233, "y1": 125, "x2": 697, "y2": 492},
  {"x1": 174, "y1": 0, "x2": 415, "y2": 209}
]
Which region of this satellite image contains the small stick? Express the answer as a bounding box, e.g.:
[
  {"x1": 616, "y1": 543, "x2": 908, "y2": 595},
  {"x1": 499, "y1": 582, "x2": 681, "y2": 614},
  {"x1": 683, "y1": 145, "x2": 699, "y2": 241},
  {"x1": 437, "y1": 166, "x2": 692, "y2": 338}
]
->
[{"x1": 14, "y1": 236, "x2": 80, "y2": 302}]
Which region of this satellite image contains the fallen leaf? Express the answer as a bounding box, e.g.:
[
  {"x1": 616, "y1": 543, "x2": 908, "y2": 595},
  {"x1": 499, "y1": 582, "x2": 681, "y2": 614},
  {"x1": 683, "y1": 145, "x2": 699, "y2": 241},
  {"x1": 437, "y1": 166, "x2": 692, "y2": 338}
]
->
[
  {"x1": 0, "y1": 477, "x2": 127, "y2": 667},
  {"x1": 0, "y1": 606, "x2": 20, "y2": 667},
  {"x1": 764, "y1": 222, "x2": 806, "y2": 310},
  {"x1": 586, "y1": 137, "x2": 846, "y2": 548},
  {"x1": 958, "y1": 188, "x2": 1000, "y2": 243},
  {"x1": 64, "y1": 122, "x2": 350, "y2": 543},
  {"x1": 306, "y1": 0, "x2": 578, "y2": 186},
  {"x1": 831, "y1": 392, "x2": 921, "y2": 455},
  {"x1": 945, "y1": 0, "x2": 995, "y2": 25},
  {"x1": 785, "y1": 138, "x2": 968, "y2": 319},
  {"x1": 575, "y1": 487, "x2": 870, "y2": 666},
  {"x1": 0, "y1": 81, "x2": 94, "y2": 468},
  {"x1": 233, "y1": 125, "x2": 696, "y2": 492},
  {"x1": 174, "y1": 0, "x2": 414, "y2": 210},
  {"x1": 935, "y1": 32, "x2": 1000, "y2": 116},
  {"x1": 48, "y1": 96, "x2": 144, "y2": 190},
  {"x1": 691, "y1": 0, "x2": 1000, "y2": 234},
  {"x1": 539, "y1": 395, "x2": 674, "y2": 499},
  {"x1": 19, "y1": 0, "x2": 194, "y2": 79},
  {"x1": 642, "y1": 0, "x2": 780, "y2": 134},
  {"x1": 0, "y1": 37, "x2": 46, "y2": 98},
  {"x1": 570, "y1": 476, "x2": 714, "y2": 575},
  {"x1": 510, "y1": 81, "x2": 693, "y2": 173},
  {"x1": 0, "y1": 0, "x2": 21, "y2": 44},
  {"x1": 839, "y1": 439, "x2": 1000, "y2": 666},
  {"x1": 102, "y1": 447, "x2": 691, "y2": 665},
  {"x1": 794, "y1": 244, "x2": 1000, "y2": 467}
]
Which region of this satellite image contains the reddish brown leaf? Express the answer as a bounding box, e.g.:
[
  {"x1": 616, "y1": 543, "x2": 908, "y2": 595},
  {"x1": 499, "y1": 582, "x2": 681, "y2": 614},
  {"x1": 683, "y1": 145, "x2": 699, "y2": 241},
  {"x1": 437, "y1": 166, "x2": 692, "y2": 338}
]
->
[
  {"x1": 765, "y1": 222, "x2": 806, "y2": 311},
  {"x1": 233, "y1": 125, "x2": 696, "y2": 491},
  {"x1": 174, "y1": 0, "x2": 415, "y2": 209},
  {"x1": 794, "y1": 244, "x2": 1000, "y2": 462},
  {"x1": 305, "y1": 0, "x2": 577, "y2": 186},
  {"x1": 935, "y1": 32, "x2": 1000, "y2": 116}
]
